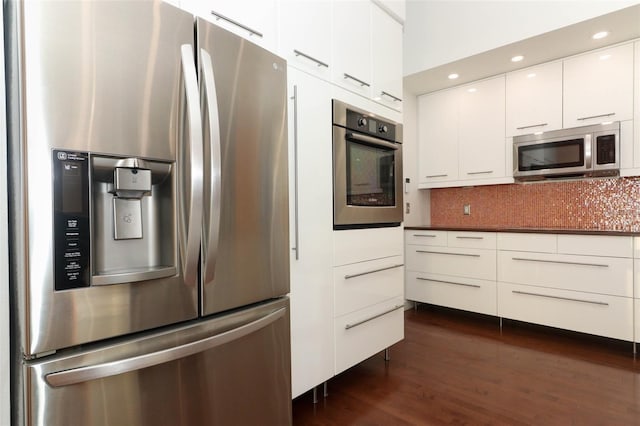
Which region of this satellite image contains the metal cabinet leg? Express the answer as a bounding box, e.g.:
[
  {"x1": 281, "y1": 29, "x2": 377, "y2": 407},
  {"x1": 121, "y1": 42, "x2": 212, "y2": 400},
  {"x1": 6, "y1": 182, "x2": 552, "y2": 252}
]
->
[
  {"x1": 323, "y1": 381, "x2": 328, "y2": 398},
  {"x1": 384, "y1": 347, "x2": 390, "y2": 361},
  {"x1": 312, "y1": 386, "x2": 318, "y2": 404}
]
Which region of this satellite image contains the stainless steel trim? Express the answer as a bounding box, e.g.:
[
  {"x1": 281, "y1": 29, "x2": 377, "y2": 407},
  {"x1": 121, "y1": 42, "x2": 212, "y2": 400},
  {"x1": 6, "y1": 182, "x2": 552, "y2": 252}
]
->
[
  {"x1": 45, "y1": 307, "x2": 287, "y2": 387},
  {"x1": 584, "y1": 134, "x2": 592, "y2": 169},
  {"x1": 344, "y1": 264, "x2": 404, "y2": 280},
  {"x1": 200, "y1": 49, "x2": 222, "y2": 285},
  {"x1": 416, "y1": 277, "x2": 481, "y2": 288},
  {"x1": 577, "y1": 112, "x2": 615, "y2": 121},
  {"x1": 92, "y1": 266, "x2": 177, "y2": 286},
  {"x1": 416, "y1": 250, "x2": 481, "y2": 258},
  {"x1": 426, "y1": 174, "x2": 448, "y2": 178},
  {"x1": 467, "y1": 170, "x2": 493, "y2": 175},
  {"x1": 291, "y1": 85, "x2": 300, "y2": 260},
  {"x1": 293, "y1": 49, "x2": 329, "y2": 68},
  {"x1": 380, "y1": 91, "x2": 401, "y2": 102},
  {"x1": 413, "y1": 234, "x2": 436, "y2": 238},
  {"x1": 179, "y1": 44, "x2": 204, "y2": 289},
  {"x1": 210, "y1": 11, "x2": 263, "y2": 38},
  {"x1": 346, "y1": 132, "x2": 399, "y2": 150},
  {"x1": 345, "y1": 305, "x2": 404, "y2": 330},
  {"x1": 511, "y1": 257, "x2": 609, "y2": 268},
  {"x1": 456, "y1": 236, "x2": 484, "y2": 240},
  {"x1": 516, "y1": 123, "x2": 548, "y2": 130},
  {"x1": 512, "y1": 290, "x2": 609, "y2": 306},
  {"x1": 343, "y1": 73, "x2": 370, "y2": 87}
]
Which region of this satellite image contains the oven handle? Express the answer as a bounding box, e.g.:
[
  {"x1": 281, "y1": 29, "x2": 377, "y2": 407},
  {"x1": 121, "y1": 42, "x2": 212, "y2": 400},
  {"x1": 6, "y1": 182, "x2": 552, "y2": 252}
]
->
[{"x1": 346, "y1": 132, "x2": 399, "y2": 150}]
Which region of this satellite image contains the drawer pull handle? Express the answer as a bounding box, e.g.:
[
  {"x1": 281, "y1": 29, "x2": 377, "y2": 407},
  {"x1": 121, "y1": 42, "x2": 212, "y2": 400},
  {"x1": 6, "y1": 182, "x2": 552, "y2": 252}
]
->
[
  {"x1": 414, "y1": 234, "x2": 437, "y2": 238},
  {"x1": 343, "y1": 73, "x2": 370, "y2": 88},
  {"x1": 344, "y1": 264, "x2": 404, "y2": 280},
  {"x1": 380, "y1": 91, "x2": 402, "y2": 102},
  {"x1": 516, "y1": 123, "x2": 548, "y2": 130},
  {"x1": 293, "y1": 49, "x2": 329, "y2": 68},
  {"x1": 466, "y1": 170, "x2": 493, "y2": 175},
  {"x1": 577, "y1": 112, "x2": 615, "y2": 121},
  {"x1": 426, "y1": 174, "x2": 447, "y2": 178},
  {"x1": 345, "y1": 305, "x2": 404, "y2": 330},
  {"x1": 511, "y1": 257, "x2": 609, "y2": 268},
  {"x1": 210, "y1": 11, "x2": 263, "y2": 38},
  {"x1": 456, "y1": 236, "x2": 484, "y2": 240},
  {"x1": 512, "y1": 290, "x2": 609, "y2": 307},
  {"x1": 416, "y1": 250, "x2": 481, "y2": 258},
  {"x1": 417, "y1": 277, "x2": 481, "y2": 288}
]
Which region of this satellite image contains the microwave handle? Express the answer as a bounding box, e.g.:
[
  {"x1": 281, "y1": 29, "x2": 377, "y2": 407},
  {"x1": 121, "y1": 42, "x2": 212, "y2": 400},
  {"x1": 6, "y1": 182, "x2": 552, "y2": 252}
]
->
[
  {"x1": 585, "y1": 134, "x2": 592, "y2": 169},
  {"x1": 346, "y1": 132, "x2": 399, "y2": 150}
]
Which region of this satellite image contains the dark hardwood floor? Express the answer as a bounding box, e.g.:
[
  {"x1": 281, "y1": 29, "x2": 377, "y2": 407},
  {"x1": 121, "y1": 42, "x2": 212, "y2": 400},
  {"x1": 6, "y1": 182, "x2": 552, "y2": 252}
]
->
[{"x1": 292, "y1": 304, "x2": 640, "y2": 425}]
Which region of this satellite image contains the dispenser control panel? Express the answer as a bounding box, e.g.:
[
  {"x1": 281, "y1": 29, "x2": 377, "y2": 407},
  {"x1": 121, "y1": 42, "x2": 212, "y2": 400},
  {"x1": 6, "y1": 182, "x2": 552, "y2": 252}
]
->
[{"x1": 53, "y1": 150, "x2": 90, "y2": 290}]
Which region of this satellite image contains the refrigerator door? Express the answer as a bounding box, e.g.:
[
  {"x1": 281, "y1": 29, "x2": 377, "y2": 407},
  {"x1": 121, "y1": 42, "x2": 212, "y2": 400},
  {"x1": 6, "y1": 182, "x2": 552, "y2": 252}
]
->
[
  {"x1": 198, "y1": 20, "x2": 290, "y2": 316},
  {"x1": 5, "y1": 1, "x2": 201, "y2": 356},
  {"x1": 23, "y1": 298, "x2": 292, "y2": 426}
]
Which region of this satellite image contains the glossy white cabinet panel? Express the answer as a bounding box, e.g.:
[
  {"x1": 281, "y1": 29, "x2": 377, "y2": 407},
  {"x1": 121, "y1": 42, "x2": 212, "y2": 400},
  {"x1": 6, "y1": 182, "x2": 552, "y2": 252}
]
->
[
  {"x1": 406, "y1": 245, "x2": 496, "y2": 281},
  {"x1": 498, "y1": 251, "x2": 632, "y2": 297},
  {"x1": 333, "y1": 226, "x2": 403, "y2": 267},
  {"x1": 633, "y1": 42, "x2": 640, "y2": 173},
  {"x1": 334, "y1": 256, "x2": 403, "y2": 317},
  {"x1": 334, "y1": 297, "x2": 404, "y2": 374},
  {"x1": 563, "y1": 43, "x2": 634, "y2": 128},
  {"x1": 406, "y1": 271, "x2": 497, "y2": 315},
  {"x1": 417, "y1": 89, "x2": 458, "y2": 186},
  {"x1": 497, "y1": 233, "x2": 557, "y2": 253},
  {"x1": 287, "y1": 67, "x2": 335, "y2": 398},
  {"x1": 506, "y1": 61, "x2": 563, "y2": 137},
  {"x1": 447, "y1": 231, "x2": 496, "y2": 250},
  {"x1": 371, "y1": 3, "x2": 403, "y2": 111},
  {"x1": 557, "y1": 234, "x2": 632, "y2": 258},
  {"x1": 458, "y1": 76, "x2": 506, "y2": 181},
  {"x1": 498, "y1": 282, "x2": 633, "y2": 341},
  {"x1": 405, "y1": 230, "x2": 447, "y2": 247},
  {"x1": 278, "y1": 0, "x2": 332, "y2": 80}
]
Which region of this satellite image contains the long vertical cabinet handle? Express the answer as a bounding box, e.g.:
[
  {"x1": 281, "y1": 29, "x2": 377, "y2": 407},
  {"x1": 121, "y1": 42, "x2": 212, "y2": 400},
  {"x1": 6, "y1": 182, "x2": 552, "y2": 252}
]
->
[
  {"x1": 200, "y1": 49, "x2": 222, "y2": 285},
  {"x1": 291, "y1": 85, "x2": 300, "y2": 260},
  {"x1": 179, "y1": 45, "x2": 204, "y2": 287}
]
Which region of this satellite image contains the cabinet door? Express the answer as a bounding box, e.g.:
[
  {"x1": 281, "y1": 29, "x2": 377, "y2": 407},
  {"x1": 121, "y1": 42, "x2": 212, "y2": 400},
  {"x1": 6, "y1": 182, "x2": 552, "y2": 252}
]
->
[
  {"x1": 634, "y1": 42, "x2": 640, "y2": 169},
  {"x1": 287, "y1": 68, "x2": 334, "y2": 398},
  {"x1": 278, "y1": 0, "x2": 331, "y2": 80},
  {"x1": 458, "y1": 76, "x2": 506, "y2": 180},
  {"x1": 182, "y1": 0, "x2": 277, "y2": 52},
  {"x1": 417, "y1": 89, "x2": 458, "y2": 186},
  {"x1": 332, "y1": 0, "x2": 372, "y2": 98},
  {"x1": 563, "y1": 43, "x2": 634, "y2": 127},
  {"x1": 371, "y1": 4, "x2": 403, "y2": 111},
  {"x1": 506, "y1": 61, "x2": 563, "y2": 136}
]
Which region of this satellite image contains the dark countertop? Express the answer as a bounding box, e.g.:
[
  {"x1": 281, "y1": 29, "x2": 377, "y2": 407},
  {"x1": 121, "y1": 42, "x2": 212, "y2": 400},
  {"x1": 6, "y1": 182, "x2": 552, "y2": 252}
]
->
[{"x1": 404, "y1": 226, "x2": 640, "y2": 237}]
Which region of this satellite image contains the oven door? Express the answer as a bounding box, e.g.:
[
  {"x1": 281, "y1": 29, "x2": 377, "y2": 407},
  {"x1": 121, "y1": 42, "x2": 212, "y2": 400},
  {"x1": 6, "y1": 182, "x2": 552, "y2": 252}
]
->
[
  {"x1": 332, "y1": 127, "x2": 403, "y2": 229},
  {"x1": 514, "y1": 136, "x2": 589, "y2": 179}
]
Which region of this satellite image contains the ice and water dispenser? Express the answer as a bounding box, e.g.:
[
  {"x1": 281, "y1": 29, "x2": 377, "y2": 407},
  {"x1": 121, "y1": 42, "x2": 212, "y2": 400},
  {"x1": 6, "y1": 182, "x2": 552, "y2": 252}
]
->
[{"x1": 53, "y1": 150, "x2": 176, "y2": 290}]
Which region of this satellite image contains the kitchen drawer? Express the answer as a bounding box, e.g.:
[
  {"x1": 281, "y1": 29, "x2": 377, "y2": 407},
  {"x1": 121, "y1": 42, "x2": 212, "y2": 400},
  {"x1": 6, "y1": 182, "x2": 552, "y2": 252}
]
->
[
  {"x1": 405, "y1": 230, "x2": 447, "y2": 247},
  {"x1": 633, "y1": 237, "x2": 640, "y2": 258},
  {"x1": 334, "y1": 227, "x2": 403, "y2": 266},
  {"x1": 498, "y1": 251, "x2": 632, "y2": 297},
  {"x1": 498, "y1": 282, "x2": 633, "y2": 341},
  {"x1": 557, "y1": 235, "x2": 632, "y2": 258},
  {"x1": 334, "y1": 297, "x2": 404, "y2": 374},
  {"x1": 497, "y1": 233, "x2": 557, "y2": 253},
  {"x1": 447, "y1": 231, "x2": 496, "y2": 250},
  {"x1": 406, "y1": 246, "x2": 496, "y2": 281},
  {"x1": 406, "y1": 271, "x2": 497, "y2": 315},
  {"x1": 635, "y1": 299, "x2": 640, "y2": 342},
  {"x1": 334, "y1": 256, "x2": 404, "y2": 317}
]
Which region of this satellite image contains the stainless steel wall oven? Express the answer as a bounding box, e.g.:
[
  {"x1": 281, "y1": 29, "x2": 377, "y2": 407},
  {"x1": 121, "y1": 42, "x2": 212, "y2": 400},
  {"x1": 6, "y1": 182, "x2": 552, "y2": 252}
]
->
[{"x1": 332, "y1": 100, "x2": 403, "y2": 229}]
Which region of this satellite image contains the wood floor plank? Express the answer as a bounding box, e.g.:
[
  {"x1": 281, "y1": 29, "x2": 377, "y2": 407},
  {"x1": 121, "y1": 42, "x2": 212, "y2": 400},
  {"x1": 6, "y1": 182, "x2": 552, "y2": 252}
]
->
[{"x1": 293, "y1": 304, "x2": 640, "y2": 425}]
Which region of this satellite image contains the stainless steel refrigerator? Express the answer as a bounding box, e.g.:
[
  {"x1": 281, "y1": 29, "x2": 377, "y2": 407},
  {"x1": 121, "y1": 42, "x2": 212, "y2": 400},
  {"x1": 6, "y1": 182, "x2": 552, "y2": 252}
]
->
[{"x1": 5, "y1": 2, "x2": 291, "y2": 425}]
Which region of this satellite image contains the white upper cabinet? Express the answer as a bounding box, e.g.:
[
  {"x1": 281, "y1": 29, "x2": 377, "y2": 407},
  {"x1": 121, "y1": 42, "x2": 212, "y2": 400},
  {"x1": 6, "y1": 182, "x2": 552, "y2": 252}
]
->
[
  {"x1": 332, "y1": 0, "x2": 372, "y2": 98},
  {"x1": 182, "y1": 0, "x2": 277, "y2": 52},
  {"x1": 563, "y1": 43, "x2": 634, "y2": 128},
  {"x1": 417, "y1": 88, "x2": 459, "y2": 186},
  {"x1": 506, "y1": 61, "x2": 563, "y2": 137},
  {"x1": 371, "y1": 3, "x2": 403, "y2": 111},
  {"x1": 278, "y1": 0, "x2": 332, "y2": 80},
  {"x1": 458, "y1": 76, "x2": 506, "y2": 181}
]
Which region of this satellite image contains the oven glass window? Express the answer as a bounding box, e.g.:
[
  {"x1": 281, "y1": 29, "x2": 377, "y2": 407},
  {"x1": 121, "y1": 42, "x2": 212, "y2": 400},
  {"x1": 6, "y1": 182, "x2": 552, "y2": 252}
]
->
[
  {"x1": 518, "y1": 139, "x2": 584, "y2": 171},
  {"x1": 346, "y1": 141, "x2": 395, "y2": 206}
]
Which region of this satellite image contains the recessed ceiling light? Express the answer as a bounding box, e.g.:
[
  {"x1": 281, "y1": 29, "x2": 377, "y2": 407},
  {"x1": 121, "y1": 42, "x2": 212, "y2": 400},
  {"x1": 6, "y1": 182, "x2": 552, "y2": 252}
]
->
[
  {"x1": 511, "y1": 55, "x2": 524, "y2": 62},
  {"x1": 600, "y1": 54, "x2": 611, "y2": 60},
  {"x1": 592, "y1": 31, "x2": 609, "y2": 40},
  {"x1": 448, "y1": 73, "x2": 459, "y2": 80},
  {"x1": 534, "y1": 131, "x2": 544, "y2": 135},
  {"x1": 467, "y1": 88, "x2": 477, "y2": 93},
  {"x1": 527, "y1": 73, "x2": 536, "y2": 78}
]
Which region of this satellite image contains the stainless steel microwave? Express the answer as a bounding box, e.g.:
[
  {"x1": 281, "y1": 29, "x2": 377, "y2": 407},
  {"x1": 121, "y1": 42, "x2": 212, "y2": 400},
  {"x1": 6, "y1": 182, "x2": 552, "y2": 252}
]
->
[{"x1": 513, "y1": 122, "x2": 619, "y2": 181}]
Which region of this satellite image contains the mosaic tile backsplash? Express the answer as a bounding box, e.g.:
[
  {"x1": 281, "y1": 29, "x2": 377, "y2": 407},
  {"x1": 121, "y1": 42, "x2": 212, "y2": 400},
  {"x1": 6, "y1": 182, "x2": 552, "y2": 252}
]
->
[{"x1": 430, "y1": 177, "x2": 640, "y2": 232}]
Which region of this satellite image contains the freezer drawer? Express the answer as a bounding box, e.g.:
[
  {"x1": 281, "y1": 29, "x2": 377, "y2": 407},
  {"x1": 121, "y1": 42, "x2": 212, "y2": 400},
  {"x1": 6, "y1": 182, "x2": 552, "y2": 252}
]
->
[{"x1": 22, "y1": 298, "x2": 291, "y2": 426}]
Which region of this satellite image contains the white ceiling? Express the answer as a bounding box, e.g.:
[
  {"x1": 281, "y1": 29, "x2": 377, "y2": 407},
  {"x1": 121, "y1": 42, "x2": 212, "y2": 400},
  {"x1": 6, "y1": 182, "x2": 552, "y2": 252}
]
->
[{"x1": 404, "y1": 3, "x2": 640, "y2": 95}]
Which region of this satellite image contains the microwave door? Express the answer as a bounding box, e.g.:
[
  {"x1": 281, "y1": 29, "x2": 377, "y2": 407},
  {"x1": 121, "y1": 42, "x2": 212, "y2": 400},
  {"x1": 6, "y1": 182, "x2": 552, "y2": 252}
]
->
[{"x1": 515, "y1": 138, "x2": 587, "y2": 178}]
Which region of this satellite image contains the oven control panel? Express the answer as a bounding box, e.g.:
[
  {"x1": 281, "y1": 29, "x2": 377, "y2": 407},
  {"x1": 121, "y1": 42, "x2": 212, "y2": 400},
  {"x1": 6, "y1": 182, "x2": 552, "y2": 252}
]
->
[{"x1": 346, "y1": 109, "x2": 397, "y2": 142}]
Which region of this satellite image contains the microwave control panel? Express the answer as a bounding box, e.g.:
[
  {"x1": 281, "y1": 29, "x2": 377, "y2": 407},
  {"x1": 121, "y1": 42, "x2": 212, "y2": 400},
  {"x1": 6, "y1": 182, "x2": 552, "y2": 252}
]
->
[
  {"x1": 345, "y1": 109, "x2": 397, "y2": 142},
  {"x1": 52, "y1": 150, "x2": 91, "y2": 290}
]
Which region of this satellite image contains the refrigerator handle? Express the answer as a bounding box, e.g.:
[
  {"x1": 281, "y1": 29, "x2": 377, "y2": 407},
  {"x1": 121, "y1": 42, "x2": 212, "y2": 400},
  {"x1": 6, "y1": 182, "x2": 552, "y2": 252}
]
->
[
  {"x1": 200, "y1": 48, "x2": 222, "y2": 285},
  {"x1": 45, "y1": 307, "x2": 287, "y2": 387},
  {"x1": 179, "y1": 44, "x2": 204, "y2": 287}
]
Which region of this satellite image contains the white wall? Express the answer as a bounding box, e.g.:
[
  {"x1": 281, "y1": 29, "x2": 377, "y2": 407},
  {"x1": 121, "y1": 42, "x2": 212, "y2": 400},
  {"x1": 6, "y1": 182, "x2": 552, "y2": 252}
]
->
[
  {"x1": 402, "y1": 88, "x2": 430, "y2": 226},
  {"x1": 404, "y1": 0, "x2": 639, "y2": 76}
]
